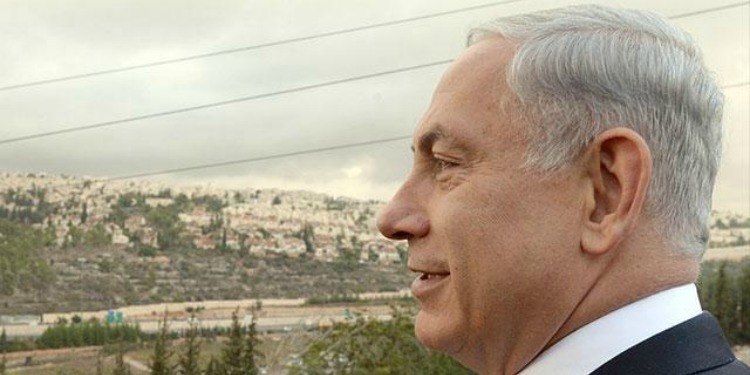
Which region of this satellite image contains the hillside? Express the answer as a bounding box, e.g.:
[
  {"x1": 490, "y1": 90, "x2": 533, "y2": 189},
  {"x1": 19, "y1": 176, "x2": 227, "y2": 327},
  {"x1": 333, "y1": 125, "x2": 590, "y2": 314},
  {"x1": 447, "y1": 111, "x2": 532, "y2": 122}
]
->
[
  {"x1": 1, "y1": 172, "x2": 747, "y2": 315},
  {"x1": 0, "y1": 173, "x2": 410, "y2": 315}
]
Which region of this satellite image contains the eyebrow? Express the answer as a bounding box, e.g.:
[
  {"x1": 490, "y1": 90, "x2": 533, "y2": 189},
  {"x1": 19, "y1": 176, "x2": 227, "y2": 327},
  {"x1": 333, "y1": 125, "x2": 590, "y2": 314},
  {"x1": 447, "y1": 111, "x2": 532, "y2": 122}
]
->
[{"x1": 411, "y1": 125, "x2": 447, "y2": 154}]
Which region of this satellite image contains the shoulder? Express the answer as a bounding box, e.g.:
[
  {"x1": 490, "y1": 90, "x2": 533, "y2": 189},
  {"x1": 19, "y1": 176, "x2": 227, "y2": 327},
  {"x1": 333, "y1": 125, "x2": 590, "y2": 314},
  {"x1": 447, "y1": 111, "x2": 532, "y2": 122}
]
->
[{"x1": 592, "y1": 312, "x2": 749, "y2": 375}]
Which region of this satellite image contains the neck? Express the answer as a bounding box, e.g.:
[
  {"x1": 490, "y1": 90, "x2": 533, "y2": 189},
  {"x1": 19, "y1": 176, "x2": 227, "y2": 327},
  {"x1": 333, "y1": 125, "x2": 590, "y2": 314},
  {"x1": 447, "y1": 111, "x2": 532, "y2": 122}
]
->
[{"x1": 546, "y1": 239, "x2": 700, "y2": 351}]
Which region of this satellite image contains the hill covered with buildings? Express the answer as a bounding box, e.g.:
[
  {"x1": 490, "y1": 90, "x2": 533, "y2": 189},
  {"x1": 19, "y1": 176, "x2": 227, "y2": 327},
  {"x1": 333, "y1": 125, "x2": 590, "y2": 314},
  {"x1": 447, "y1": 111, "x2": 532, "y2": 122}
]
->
[
  {"x1": 0, "y1": 173, "x2": 409, "y2": 314},
  {"x1": 0, "y1": 172, "x2": 747, "y2": 315}
]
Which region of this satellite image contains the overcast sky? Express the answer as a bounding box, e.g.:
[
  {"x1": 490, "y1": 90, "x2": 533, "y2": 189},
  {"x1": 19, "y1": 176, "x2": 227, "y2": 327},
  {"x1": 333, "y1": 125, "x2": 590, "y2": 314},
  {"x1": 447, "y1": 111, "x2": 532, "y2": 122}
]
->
[{"x1": 0, "y1": 0, "x2": 747, "y2": 215}]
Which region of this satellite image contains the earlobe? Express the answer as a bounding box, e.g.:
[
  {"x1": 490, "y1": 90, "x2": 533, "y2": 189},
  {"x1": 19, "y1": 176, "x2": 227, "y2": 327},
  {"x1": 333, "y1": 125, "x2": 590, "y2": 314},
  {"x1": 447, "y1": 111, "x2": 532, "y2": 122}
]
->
[{"x1": 580, "y1": 128, "x2": 652, "y2": 256}]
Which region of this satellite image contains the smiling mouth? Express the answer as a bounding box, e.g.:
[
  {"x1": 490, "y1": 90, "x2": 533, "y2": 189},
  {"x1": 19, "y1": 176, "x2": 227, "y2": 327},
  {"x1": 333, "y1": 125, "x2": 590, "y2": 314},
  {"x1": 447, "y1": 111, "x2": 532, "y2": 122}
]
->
[
  {"x1": 411, "y1": 271, "x2": 450, "y2": 299},
  {"x1": 419, "y1": 272, "x2": 450, "y2": 280}
]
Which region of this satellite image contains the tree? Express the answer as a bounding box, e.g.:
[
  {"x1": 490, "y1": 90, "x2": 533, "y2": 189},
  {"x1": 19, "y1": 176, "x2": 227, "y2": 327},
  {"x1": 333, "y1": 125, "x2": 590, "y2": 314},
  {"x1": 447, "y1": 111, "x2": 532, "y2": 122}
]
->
[
  {"x1": 300, "y1": 224, "x2": 315, "y2": 254},
  {"x1": 712, "y1": 262, "x2": 739, "y2": 343},
  {"x1": 0, "y1": 329, "x2": 7, "y2": 353},
  {"x1": 0, "y1": 329, "x2": 5, "y2": 375},
  {"x1": 84, "y1": 224, "x2": 112, "y2": 247},
  {"x1": 221, "y1": 310, "x2": 245, "y2": 375},
  {"x1": 290, "y1": 303, "x2": 472, "y2": 374},
  {"x1": 204, "y1": 357, "x2": 223, "y2": 375},
  {"x1": 715, "y1": 219, "x2": 728, "y2": 229},
  {"x1": 739, "y1": 262, "x2": 750, "y2": 344},
  {"x1": 178, "y1": 320, "x2": 201, "y2": 375},
  {"x1": 241, "y1": 313, "x2": 263, "y2": 375},
  {"x1": 149, "y1": 312, "x2": 175, "y2": 375},
  {"x1": 80, "y1": 202, "x2": 88, "y2": 224},
  {"x1": 113, "y1": 342, "x2": 132, "y2": 375},
  {"x1": 146, "y1": 206, "x2": 186, "y2": 251}
]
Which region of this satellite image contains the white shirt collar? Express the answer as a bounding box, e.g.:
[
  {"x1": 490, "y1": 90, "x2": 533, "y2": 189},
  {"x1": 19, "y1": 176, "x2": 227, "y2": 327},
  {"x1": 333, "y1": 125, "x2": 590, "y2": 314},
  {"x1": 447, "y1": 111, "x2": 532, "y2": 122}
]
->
[{"x1": 519, "y1": 283, "x2": 702, "y2": 375}]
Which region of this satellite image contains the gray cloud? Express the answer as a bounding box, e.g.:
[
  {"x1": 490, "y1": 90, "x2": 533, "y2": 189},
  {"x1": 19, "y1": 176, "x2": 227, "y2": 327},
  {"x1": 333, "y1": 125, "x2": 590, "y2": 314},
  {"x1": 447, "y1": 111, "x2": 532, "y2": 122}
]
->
[{"x1": 0, "y1": 0, "x2": 746, "y2": 210}]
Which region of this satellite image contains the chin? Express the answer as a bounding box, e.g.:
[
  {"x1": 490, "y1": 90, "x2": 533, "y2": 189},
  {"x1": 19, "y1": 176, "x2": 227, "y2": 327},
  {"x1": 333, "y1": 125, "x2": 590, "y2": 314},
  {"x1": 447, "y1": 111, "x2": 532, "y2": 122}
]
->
[{"x1": 414, "y1": 309, "x2": 466, "y2": 355}]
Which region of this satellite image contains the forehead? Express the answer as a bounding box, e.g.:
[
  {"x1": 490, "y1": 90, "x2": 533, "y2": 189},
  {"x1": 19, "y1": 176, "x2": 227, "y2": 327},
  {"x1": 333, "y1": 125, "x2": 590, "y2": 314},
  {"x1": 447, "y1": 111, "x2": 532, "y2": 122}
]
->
[
  {"x1": 434, "y1": 37, "x2": 515, "y2": 97},
  {"x1": 414, "y1": 37, "x2": 524, "y2": 151}
]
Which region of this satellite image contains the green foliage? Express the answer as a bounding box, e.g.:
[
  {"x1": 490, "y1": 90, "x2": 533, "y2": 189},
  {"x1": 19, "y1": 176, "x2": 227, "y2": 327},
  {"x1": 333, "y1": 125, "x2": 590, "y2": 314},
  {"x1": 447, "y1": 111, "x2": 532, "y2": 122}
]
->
[
  {"x1": 324, "y1": 197, "x2": 347, "y2": 211},
  {"x1": 108, "y1": 192, "x2": 147, "y2": 227},
  {"x1": 138, "y1": 246, "x2": 158, "y2": 257},
  {"x1": 0, "y1": 219, "x2": 56, "y2": 296},
  {"x1": 173, "y1": 194, "x2": 191, "y2": 212},
  {"x1": 204, "y1": 357, "x2": 223, "y2": 375},
  {"x1": 157, "y1": 189, "x2": 173, "y2": 198},
  {"x1": 219, "y1": 310, "x2": 262, "y2": 375},
  {"x1": 145, "y1": 206, "x2": 187, "y2": 251},
  {"x1": 698, "y1": 258, "x2": 750, "y2": 345},
  {"x1": 221, "y1": 311, "x2": 246, "y2": 375},
  {"x1": 0, "y1": 329, "x2": 6, "y2": 353},
  {"x1": 80, "y1": 202, "x2": 88, "y2": 224},
  {"x1": 290, "y1": 304, "x2": 473, "y2": 375},
  {"x1": 36, "y1": 320, "x2": 143, "y2": 349},
  {"x1": 177, "y1": 320, "x2": 202, "y2": 375},
  {"x1": 739, "y1": 264, "x2": 750, "y2": 343},
  {"x1": 299, "y1": 224, "x2": 316, "y2": 254},
  {"x1": 150, "y1": 313, "x2": 175, "y2": 375},
  {"x1": 242, "y1": 314, "x2": 263, "y2": 375},
  {"x1": 116, "y1": 192, "x2": 144, "y2": 209},
  {"x1": 84, "y1": 223, "x2": 112, "y2": 247},
  {"x1": 257, "y1": 227, "x2": 272, "y2": 240},
  {"x1": 65, "y1": 225, "x2": 85, "y2": 248},
  {"x1": 192, "y1": 195, "x2": 225, "y2": 213},
  {"x1": 306, "y1": 294, "x2": 360, "y2": 305},
  {"x1": 272, "y1": 196, "x2": 282, "y2": 206}
]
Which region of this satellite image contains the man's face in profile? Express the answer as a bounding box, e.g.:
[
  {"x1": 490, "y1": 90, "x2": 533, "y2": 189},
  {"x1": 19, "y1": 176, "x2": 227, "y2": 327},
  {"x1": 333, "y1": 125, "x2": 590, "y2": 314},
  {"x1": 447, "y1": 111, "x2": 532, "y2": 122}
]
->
[{"x1": 378, "y1": 38, "x2": 593, "y2": 369}]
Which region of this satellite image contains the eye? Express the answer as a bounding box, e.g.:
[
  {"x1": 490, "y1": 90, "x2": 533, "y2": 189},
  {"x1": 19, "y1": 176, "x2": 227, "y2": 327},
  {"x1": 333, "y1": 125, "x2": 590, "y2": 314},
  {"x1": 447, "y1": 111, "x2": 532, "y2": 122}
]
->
[{"x1": 433, "y1": 157, "x2": 457, "y2": 174}]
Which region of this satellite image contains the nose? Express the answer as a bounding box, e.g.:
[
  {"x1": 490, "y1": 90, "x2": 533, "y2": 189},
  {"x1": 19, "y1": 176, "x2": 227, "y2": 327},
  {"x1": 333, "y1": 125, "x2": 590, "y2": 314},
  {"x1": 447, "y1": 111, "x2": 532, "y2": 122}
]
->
[{"x1": 377, "y1": 180, "x2": 430, "y2": 240}]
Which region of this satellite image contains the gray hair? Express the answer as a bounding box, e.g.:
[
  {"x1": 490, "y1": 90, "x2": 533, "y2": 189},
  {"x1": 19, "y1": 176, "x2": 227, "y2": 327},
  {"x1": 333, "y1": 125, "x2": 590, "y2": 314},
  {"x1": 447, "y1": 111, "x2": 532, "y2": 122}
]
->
[{"x1": 468, "y1": 4, "x2": 724, "y2": 257}]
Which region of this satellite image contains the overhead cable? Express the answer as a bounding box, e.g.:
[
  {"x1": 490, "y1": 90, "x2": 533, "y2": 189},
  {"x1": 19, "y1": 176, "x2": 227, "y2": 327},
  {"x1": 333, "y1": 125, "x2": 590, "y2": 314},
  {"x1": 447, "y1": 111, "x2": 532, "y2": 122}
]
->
[
  {"x1": 2, "y1": 72, "x2": 746, "y2": 148},
  {"x1": 0, "y1": 0, "x2": 530, "y2": 92},
  {"x1": 0, "y1": 60, "x2": 451, "y2": 146},
  {"x1": 722, "y1": 81, "x2": 750, "y2": 90},
  {"x1": 0, "y1": 3, "x2": 747, "y2": 147},
  {"x1": 0, "y1": 0, "x2": 745, "y2": 92},
  {"x1": 56, "y1": 80, "x2": 750, "y2": 182},
  {"x1": 670, "y1": 1, "x2": 748, "y2": 19},
  {"x1": 106, "y1": 135, "x2": 412, "y2": 181}
]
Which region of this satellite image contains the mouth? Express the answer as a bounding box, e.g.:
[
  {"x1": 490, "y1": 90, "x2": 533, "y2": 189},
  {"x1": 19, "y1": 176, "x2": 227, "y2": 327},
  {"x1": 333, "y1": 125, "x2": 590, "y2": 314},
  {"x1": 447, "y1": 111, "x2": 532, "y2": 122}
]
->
[
  {"x1": 411, "y1": 270, "x2": 451, "y2": 299},
  {"x1": 418, "y1": 272, "x2": 450, "y2": 280}
]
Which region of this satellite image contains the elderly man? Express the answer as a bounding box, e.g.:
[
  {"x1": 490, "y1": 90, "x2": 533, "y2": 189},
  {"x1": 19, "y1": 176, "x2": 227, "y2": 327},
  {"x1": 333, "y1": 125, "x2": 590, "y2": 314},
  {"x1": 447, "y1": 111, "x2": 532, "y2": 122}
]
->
[{"x1": 377, "y1": 4, "x2": 749, "y2": 375}]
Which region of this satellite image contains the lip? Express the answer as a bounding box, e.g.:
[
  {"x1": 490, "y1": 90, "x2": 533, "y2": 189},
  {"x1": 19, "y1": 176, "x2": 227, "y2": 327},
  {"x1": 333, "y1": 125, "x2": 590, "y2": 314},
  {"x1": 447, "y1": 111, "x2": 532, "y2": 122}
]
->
[{"x1": 411, "y1": 272, "x2": 450, "y2": 300}]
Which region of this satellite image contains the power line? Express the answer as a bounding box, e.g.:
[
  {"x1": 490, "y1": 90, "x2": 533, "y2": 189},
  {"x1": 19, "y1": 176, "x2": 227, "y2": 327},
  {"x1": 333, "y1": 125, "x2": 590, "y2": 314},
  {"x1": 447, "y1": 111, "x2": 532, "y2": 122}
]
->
[
  {"x1": 0, "y1": 3, "x2": 746, "y2": 147},
  {"x1": 53, "y1": 80, "x2": 750, "y2": 183},
  {"x1": 670, "y1": 1, "x2": 748, "y2": 19},
  {"x1": 722, "y1": 81, "x2": 750, "y2": 90},
  {"x1": 0, "y1": 0, "x2": 530, "y2": 92},
  {"x1": 0, "y1": 60, "x2": 451, "y2": 146},
  {"x1": 107, "y1": 135, "x2": 411, "y2": 181},
  {"x1": 0, "y1": 0, "x2": 744, "y2": 92},
  {"x1": 2, "y1": 70, "x2": 743, "y2": 148}
]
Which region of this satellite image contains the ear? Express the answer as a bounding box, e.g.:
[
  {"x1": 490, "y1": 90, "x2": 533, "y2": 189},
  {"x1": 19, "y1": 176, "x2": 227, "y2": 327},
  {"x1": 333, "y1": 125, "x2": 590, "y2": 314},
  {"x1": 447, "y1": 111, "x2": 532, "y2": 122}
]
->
[{"x1": 581, "y1": 128, "x2": 652, "y2": 255}]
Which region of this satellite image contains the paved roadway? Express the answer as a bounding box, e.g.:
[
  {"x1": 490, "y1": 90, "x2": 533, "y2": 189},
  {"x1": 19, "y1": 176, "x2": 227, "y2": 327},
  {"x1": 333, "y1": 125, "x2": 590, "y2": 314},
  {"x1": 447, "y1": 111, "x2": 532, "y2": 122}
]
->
[{"x1": 2, "y1": 304, "x2": 394, "y2": 338}]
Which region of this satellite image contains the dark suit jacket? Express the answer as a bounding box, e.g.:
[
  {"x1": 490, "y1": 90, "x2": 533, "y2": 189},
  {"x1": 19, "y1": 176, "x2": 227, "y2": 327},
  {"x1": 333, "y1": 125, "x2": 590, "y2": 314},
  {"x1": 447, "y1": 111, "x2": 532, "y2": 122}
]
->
[{"x1": 591, "y1": 312, "x2": 749, "y2": 374}]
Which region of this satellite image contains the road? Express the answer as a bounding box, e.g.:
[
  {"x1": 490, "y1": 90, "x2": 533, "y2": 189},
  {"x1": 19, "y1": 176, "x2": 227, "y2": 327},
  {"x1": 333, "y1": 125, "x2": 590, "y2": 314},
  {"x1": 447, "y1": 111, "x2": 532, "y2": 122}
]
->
[{"x1": 2, "y1": 303, "x2": 395, "y2": 338}]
